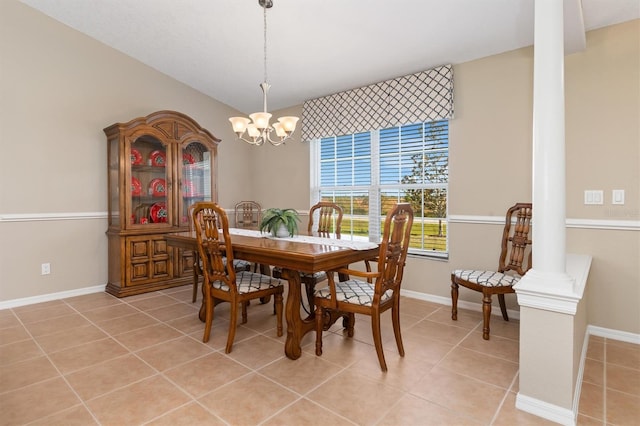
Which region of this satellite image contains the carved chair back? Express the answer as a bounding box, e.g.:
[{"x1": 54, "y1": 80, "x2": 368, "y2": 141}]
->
[
  {"x1": 192, "y1": 202, "x2": 237, "y2": 291},
  {"x1": 498, "y1": 202, "x2": 533, "y2": 276},
  {"x1": 234, "y1": 201, "x2": 262, "y2": 229},
  {"x1": 375, "y1": 203, "x2": 414, "y2": 298},
  {"x1": 308, "y1": 201, "x2": 343, "y2": 237}
]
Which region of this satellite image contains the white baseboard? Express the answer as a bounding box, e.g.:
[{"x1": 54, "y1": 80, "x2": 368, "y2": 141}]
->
[
  {"x1": 515, "y1": 393, "x2": 576, "y2": 426},
  {"x1": 0, "y1": 285, "x2": 105, "y2": 310},
  {"x1": 587, "y1": 324, "x2": 640, "y2": 344},
  {"x1": 401, "y1": 289, "x2": 521, "y2": 320}
]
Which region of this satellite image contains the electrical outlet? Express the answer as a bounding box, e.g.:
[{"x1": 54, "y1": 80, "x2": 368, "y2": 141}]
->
[{"x1": 41, "y1": 263, "x2": 50, "y2": 275}]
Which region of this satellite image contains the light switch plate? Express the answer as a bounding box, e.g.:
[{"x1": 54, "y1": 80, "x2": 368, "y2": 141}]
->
[
  {"x1": 612, "y1": 189, "x2": 625, "y2": 205},
  {"x1": 584, "y1": 190, "x2": 604, "y2": 205}
]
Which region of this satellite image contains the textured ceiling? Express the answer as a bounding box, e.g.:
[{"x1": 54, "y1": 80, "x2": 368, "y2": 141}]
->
[{"x1": 20, "y1": 0, "x2": 640, "y2": 114}]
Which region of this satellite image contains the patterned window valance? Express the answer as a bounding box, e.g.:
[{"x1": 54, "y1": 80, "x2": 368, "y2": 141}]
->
[{"x1": 301, "y1": 64, "x2": 454, "y2": 141}]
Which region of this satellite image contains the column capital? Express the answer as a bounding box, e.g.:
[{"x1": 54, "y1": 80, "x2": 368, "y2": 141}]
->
[{"x1": 514, "y1": 254, "x2": 592, "y2": 315}]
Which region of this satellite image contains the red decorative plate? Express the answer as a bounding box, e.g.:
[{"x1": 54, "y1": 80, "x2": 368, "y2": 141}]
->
[
  {"x1": 149, "y1": 150, "x2": 166, "y2": 167},
  {"x1": 182, "y1": 152, "x2": 195, "y2": 165},
  {"x1": 131, "y1": 177, "x2": 142, "y2": 196},
  {"x1": 149, "y1": 202, "x2": 168, "y2": 223},
  {"x1": 148, "y1": 178, "x2": 166, "y2": 197},
  {"x1": 182, "y1": 179, "x2": 194, "y2": 196},
  {"x1": 130, "y1": 148, "x2": 142, "y2": 165}
]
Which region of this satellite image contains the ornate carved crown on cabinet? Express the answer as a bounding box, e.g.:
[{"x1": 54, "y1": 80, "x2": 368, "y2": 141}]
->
[{"x1": 104, "y1": 111, "x2": 220, "y2": 297}]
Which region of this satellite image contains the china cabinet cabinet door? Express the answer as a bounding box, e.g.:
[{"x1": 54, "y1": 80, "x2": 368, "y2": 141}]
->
[{"x1": 126, "y1": 235, "x2": 172, "y2": 284}]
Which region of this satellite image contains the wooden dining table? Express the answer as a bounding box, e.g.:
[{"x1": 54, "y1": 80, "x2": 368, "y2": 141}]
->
[{"x1": 165, "y1": 230, "x2": 379, "y2": 360}]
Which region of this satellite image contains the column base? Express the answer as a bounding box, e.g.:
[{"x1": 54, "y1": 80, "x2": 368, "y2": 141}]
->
[{"x1": 516, "y1": 392, "x2": 576, "y2": 426}]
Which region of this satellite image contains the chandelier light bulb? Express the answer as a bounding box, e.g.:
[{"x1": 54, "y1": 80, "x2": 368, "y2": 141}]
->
[
  {"x1": 278, "y1": 116, "x2": 300, "y2": 133},
  {"x1": 272, "y1": 122, "x2": 286, "y2": 137},
  {"x1": 229, "y1": 117, "x2": 251, "y2": 135},
  {"x1": 246, "y1": 123, "x2": 260, "y2": 138},
  {"x1": 249, "y1": 112, "x2": 272, "y2": 130}
]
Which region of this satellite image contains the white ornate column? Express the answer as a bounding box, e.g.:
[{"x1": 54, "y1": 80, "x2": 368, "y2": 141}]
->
[
  {"x1": 514, "y1": 1, "x2": 590, "y2": 425},
  {"x1": 516, "y1": 0, "x2": 579, "y2": 317}
]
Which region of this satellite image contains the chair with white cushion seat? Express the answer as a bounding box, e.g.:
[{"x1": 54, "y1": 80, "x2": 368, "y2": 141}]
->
[
  {"x1": 192, "y1": 202, "x2": 283, "y2": 352},
  {"x1": 314, "y1": 203, "x2": 413, "y2": 372},
  {"x1": 451, "y1": 202, "x2": 532, "y2": 340},
  {"x1": 189, "y1": 203, "x2": 252, "y2": 303}
]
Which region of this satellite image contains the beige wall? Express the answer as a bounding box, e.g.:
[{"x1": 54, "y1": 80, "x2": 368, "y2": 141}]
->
[
  {"x1": 449, "y1": 46, "x2": 534, "y2": 214},
  {"x1": 566, "y1": 22, "x2": 640, "y2": 219},
  {"x1": 1, "y1": 0, "x2": 638, "y2": 337},
  {"x1": 0, "y1": 1, "x2": 251, "y2": 300}
]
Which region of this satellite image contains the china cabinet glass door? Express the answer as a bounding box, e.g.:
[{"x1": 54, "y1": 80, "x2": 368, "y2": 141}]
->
[
  {"x1": 130, "y1": 135, "x2": 170, "y2": 227},
  {"x1": 180, "y1": 141, "x2": 213, "y2": 225}
]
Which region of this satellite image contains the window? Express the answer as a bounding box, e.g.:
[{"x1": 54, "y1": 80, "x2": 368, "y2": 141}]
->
[{"x1": 311, "y1": 120, "x2": 449, "y2": 257}]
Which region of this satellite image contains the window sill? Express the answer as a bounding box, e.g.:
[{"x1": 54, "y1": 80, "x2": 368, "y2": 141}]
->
[{"x1": 408, "y1": 251, "x2": 449, "y2": 261}]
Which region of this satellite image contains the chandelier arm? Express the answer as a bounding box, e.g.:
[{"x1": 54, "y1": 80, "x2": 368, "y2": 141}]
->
[
  {"x1": 236, "y1": 127, "x2": 291, "y2": 147},
  {"x1": 237, "y1": 134, "x2": 266, "y2": 146},
  {"x1": 265, "y1": 130, "x2": 290, "y2": 146}
]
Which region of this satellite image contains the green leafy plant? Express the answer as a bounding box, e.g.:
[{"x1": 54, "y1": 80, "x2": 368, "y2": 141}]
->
[{"x1": 260, "y1": 208, "x2": 301, "y2": 237}]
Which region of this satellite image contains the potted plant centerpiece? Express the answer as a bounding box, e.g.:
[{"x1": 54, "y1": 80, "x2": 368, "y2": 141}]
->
[{"x1": 260, "y1": 208, "x2": 301, "y2": 238}]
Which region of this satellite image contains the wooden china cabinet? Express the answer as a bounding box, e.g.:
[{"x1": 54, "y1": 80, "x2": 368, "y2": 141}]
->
[{"x1": 104, "y1": 110, "x2": 220, "y2": 297}]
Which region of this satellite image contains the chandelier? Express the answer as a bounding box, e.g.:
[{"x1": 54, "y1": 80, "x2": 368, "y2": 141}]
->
[{"x1": 229, "y1": 0, "x2": 299, "y2": 147}]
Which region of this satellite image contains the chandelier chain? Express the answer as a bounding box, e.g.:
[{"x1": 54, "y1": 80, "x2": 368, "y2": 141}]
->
[{"x1": 263, "y1": 2, "x2": 268, "y2": 84}]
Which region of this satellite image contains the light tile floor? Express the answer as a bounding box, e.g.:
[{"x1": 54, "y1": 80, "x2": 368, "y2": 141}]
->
[{"x1": 1, "y1": 286, "x2": 638, "y2": 425}]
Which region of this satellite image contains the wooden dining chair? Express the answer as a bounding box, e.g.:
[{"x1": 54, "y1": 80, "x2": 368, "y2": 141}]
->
[
  {"x1": 189, "y1": 203, "x2": 252, "y2": 303},
  {"x1": 273, "y1": 201, "x2": 343, "y2": 313},
  {"x1": 451, "y1": 202, "x2": 532, "y2": 340},
  {"x1": 192, "y1": 202, "x2": 283, "y2": 352},
  {"x1": 314, "y1": 203, "x2": 413, "y2": 372},
  {"x1": 234, "y1": 200, "x2": 262, "y2": 229},
  {"x1": 308, "y1": 201, "x2": 344, "y2": 237}
]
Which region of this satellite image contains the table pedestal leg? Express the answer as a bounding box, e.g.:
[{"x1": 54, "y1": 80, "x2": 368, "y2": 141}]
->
[{"x1": 282, "y1": 269, "x2": 315, "y2": 359}]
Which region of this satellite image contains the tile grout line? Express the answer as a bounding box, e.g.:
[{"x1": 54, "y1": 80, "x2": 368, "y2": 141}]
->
[
  {"x1": 254, "y1": 318, "x2": 413, "y2": 426},
  {"x1": 62, "y1": 296, "x2": 210, "y2": 424},
  {"x1": 489, "y1": 370, "x2": 520, "y2": 425},
  {"x1": 9, "y1": 303, "x2": 104, "y2": 426},
  {"x1": 66, "y1": 294, "x2": 234, "y2": 425},
  {"x1": 602, "y1": 338, "x2": 607, "y2": 426},
  {"x1": 403, "y1": 322, "x2": 505, "y2": 426},
  {"x1": 253, "y1": 364, "x2": 353, "y2": 426},
  {"x1": 91, "y1": 298, "x2": 233, "y2": 422},
  {"x1": 148, "y1": 294, "x2": 296, "y2": 424},
  {"x1": 405, "y1": 316, "x2": 519, "y2": 425}
]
